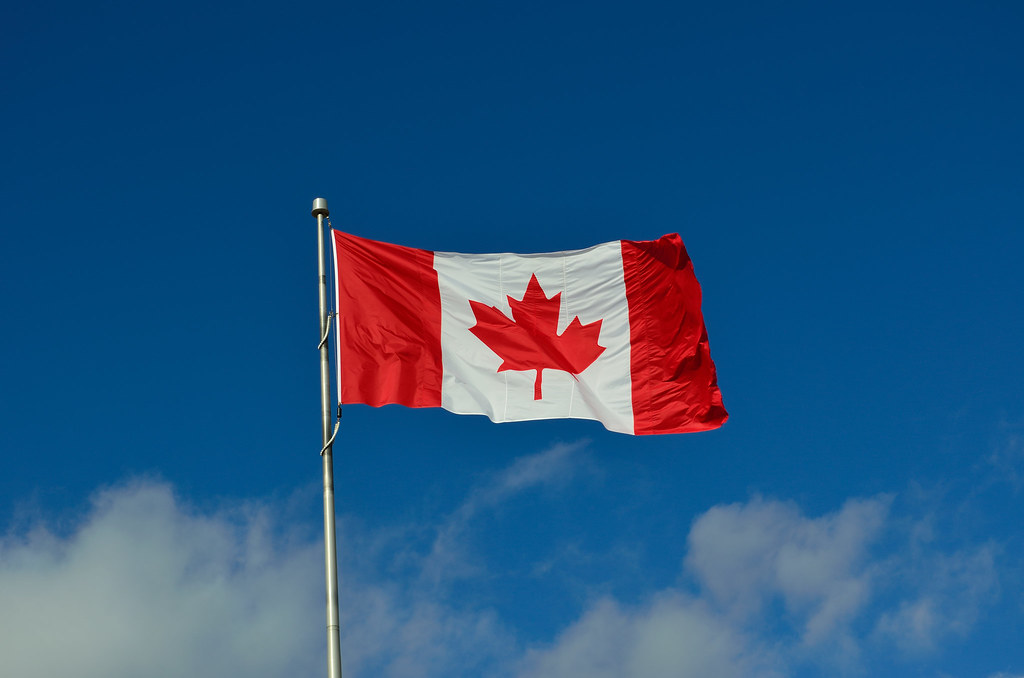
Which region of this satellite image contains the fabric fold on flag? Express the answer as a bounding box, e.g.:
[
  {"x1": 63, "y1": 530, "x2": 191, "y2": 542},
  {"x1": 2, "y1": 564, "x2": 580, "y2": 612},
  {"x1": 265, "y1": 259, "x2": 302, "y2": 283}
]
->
[{"x1": 332, "y1": 230, "x2": 727, "y2": 435}]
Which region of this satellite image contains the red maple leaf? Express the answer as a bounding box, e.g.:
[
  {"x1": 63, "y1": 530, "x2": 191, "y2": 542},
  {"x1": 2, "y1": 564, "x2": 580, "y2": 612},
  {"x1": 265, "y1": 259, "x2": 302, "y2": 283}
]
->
[{"x1": 468, "y1": 274, "x2": 606, "y2": 400}]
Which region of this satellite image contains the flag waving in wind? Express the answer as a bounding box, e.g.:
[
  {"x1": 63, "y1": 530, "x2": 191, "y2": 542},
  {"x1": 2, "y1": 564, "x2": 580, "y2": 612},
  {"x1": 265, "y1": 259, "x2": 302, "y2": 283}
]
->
[{"x1": 331, "y1": 231, "x2": 727, "y2": 435}]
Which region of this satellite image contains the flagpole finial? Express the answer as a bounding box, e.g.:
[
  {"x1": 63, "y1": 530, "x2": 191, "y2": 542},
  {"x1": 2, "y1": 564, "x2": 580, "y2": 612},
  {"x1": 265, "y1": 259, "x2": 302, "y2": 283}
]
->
[{"x1": 312, "y1": 197, "x2": 329, "y2": 218}]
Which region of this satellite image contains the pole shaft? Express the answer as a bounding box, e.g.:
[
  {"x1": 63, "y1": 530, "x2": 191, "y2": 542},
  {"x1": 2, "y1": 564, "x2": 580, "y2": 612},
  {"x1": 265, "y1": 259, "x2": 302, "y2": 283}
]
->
[{"x1": 316, "y1": 205, "x2": 343, "y2": 678}]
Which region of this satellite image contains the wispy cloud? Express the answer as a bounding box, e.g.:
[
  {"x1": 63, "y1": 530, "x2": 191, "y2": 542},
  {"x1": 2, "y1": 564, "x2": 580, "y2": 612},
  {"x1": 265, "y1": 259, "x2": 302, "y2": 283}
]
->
[
  {"x1": 873, "y1": 544, "x2": 998, "y2": 652},
  {"x1": 988, "y1": 417, "x2": 1024, "y2": 490},
  {"x1": 340, "y1": 440, "x2": 594, "y2": 677},
  {"x1": 420, "y1": 441, "x2": 588, "y2": 585}
]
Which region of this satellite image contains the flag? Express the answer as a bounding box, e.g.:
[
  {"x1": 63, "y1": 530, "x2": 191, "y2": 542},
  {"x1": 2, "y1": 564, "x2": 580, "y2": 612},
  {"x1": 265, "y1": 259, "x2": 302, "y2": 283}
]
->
[{"x1": 331, "y1": 230, "x2": 727, "y2": 435}]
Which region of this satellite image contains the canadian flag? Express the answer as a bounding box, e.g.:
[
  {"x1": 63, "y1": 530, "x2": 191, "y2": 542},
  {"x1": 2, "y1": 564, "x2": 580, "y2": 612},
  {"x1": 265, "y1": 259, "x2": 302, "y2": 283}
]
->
[{"x1": 331, "y1": 231, "x2": 727, "y2": 435}]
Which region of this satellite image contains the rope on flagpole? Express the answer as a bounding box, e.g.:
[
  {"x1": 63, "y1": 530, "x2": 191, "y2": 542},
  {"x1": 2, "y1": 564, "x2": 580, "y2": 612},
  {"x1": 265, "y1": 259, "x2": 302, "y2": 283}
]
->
[
  {"x1": 318, "y1": 311, "x2": 334, "y2": 350},
  {"x1": 320, "y1": 420, "x2": 340, "y2": 456}
]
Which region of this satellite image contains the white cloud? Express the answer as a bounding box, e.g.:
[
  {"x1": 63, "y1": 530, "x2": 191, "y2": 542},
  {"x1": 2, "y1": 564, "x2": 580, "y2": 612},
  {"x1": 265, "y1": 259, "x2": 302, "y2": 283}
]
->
[
  {"x1": 518, "y1": 594, "x2": 780, "y2": 678},
  {"x1": 0, "y1": 481, "x2": 323, "y2": 678},
  {"x1": 685, "y1": 495, "x2": 889, "y2": 661}
]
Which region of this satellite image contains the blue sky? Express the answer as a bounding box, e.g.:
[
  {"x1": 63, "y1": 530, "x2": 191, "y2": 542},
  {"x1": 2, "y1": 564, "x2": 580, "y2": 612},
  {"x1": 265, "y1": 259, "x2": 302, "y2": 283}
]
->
[{"x1": 2, "y1": 1, "x2": 1023, "y2": 676}]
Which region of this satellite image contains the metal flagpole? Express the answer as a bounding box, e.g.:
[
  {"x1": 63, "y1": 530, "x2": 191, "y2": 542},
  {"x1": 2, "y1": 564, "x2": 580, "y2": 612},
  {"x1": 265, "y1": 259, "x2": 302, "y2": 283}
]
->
[{"x1": 313, "y1": 197, "x2": 343, "y2": 678}]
